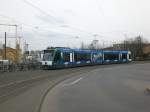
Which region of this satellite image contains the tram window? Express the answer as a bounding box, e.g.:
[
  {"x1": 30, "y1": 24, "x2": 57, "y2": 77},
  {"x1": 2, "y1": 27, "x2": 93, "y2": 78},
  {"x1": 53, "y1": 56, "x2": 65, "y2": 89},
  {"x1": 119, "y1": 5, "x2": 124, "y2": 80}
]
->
[
  {"x1": 112, "y1": 54, "x2": 119, "y2": 60},
  {"x1": 43, "y1": 53, "x2": 53, "y2": 61},
  {"x1": 86, "y1": 54, "x2": 91, "y2": 60},
  {"x1": 122, "y1": 54, "x2": 127, "y2": 59},
  {"x1": 93, "y1": 53, "x2": 102, "y2": 60},
  {"x1": 74, "y1": 53, "x2": 91, "y2": 61},
  {"x1": 74, "y1": 53, "x2": 79, "y2": 61},
  {"x1": 63, "y1": 53, "x2": 70, "y2": 62},
  {"x1": 104, "y1": 54, "x2": 113, "y2": 60},
  {"x1": 129, "y1": 54, "x2": 132, "y2": 59},
  {"x1": 104, "y1": 54, "x2": 119, "y2": 60},
  {"x1": 82, "y1": 54, "x2": 91, "y2": 60},
  {"x1": 104, "y1": 54, "x2": 109, "y2": 60},
  {"x1": 74, "y1": 53, "x2": 82, "y2": 61},
  {"x1": 74, "y1": 53, "x2": 77, "y2": 61},
  {"x1": 54, "y1": 51, "x2": 61, "y2": 62}
]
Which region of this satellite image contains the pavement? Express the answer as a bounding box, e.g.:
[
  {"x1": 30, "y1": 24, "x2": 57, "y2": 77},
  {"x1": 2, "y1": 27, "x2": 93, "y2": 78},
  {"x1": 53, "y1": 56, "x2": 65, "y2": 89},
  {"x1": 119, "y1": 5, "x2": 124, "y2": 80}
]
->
[{"x1": 40, "y1": 63, "x2": 150, "y2": 112}]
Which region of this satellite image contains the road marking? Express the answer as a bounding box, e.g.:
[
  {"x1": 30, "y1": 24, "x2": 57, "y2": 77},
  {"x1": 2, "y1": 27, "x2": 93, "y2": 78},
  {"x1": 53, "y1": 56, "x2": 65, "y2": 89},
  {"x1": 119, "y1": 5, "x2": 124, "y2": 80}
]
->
[
  {"x1": 70, "y1": 77, "x2": 83, "y2": 85},
  {"x1": 63, "y1": 77, "x2": 83, "y2": 86}
]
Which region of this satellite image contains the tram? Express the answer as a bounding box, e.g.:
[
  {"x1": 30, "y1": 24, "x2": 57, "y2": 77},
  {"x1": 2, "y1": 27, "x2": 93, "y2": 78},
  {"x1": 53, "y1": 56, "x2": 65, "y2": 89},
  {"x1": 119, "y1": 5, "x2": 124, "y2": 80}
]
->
[{"x1": 41, "y1": 47, "x2": 132, "y2": 69}]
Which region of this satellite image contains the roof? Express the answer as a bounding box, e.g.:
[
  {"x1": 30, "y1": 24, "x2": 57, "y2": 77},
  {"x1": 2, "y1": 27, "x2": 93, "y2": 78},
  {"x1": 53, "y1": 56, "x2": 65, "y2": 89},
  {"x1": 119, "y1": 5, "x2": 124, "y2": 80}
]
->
[{"x1": 55, "y1": 47, "x2": 129, "y2": 53}]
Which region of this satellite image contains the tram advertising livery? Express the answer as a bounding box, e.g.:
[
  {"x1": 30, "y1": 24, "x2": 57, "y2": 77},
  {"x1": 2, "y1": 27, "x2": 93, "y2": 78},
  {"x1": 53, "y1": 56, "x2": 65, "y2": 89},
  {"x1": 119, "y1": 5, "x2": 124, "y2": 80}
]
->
[{"x1": 41, "y1": 47, "x2": 132, "y2": 69}]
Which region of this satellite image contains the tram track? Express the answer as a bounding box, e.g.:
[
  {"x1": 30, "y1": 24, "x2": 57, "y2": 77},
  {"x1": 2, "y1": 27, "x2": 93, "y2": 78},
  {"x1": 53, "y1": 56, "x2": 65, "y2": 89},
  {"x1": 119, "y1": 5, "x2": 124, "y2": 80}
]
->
[
  {"x1": 0, "y1": 64, "x2": 106, "y2": 104},
  {"x1": 0, "y1": 61, "x2": 149, "y2": 112}
]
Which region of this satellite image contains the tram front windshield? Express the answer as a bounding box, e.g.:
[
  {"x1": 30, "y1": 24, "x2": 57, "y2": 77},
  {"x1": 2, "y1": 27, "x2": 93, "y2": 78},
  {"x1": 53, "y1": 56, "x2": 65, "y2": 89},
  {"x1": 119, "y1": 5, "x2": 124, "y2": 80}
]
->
[{"x1": 43, "y1": 52, "x2": 54, "y2": 61}]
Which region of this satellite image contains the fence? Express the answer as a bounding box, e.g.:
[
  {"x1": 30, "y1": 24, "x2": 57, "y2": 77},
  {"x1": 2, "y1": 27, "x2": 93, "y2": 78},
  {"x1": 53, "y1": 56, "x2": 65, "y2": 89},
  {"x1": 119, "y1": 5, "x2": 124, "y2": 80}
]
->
[{"x1": 0, "y1": 63, "x2": 42, "y2": 73}]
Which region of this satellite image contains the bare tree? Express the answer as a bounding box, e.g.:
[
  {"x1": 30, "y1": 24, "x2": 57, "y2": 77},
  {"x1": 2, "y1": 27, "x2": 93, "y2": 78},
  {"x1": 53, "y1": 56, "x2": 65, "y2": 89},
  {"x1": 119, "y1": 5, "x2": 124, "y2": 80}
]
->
[{"x1": 114, "y1": 35, "x2": 149, "y2": 60}]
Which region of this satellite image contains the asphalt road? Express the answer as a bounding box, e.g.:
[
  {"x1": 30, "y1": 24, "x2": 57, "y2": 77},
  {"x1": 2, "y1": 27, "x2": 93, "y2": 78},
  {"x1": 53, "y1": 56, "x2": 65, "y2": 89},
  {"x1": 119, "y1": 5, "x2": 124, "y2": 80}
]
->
[
  {"x1": 40, "y1": 63, "x2": 150, "y2": 112},
  {"x1": 0, "y1": 62, "x2": 150, "y2": 112},
  {"x1": 0, "y1": 63, "x2": 130, "y2": 112}
]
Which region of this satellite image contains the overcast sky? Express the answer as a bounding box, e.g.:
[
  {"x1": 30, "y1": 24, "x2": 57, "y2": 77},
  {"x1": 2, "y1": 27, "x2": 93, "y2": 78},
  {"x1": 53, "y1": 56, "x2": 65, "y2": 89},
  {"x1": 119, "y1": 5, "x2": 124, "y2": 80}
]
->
[{"x1": 0, "y1": 0, "x2": 150, "y2": 50}]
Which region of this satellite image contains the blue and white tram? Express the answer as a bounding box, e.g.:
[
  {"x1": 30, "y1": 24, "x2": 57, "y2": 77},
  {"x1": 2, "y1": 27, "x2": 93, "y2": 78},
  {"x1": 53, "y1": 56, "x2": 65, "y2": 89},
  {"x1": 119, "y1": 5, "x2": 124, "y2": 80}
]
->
[{"x1": 41, "y1": 47, "x2": 132, "y2": 69}]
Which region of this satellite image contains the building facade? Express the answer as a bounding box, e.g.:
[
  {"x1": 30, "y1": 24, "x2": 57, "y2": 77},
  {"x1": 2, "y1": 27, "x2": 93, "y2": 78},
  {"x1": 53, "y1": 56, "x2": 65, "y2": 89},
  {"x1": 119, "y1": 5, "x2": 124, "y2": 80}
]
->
[{"x1": 0, "y1": 44, "x2": 21, "y2": 63}]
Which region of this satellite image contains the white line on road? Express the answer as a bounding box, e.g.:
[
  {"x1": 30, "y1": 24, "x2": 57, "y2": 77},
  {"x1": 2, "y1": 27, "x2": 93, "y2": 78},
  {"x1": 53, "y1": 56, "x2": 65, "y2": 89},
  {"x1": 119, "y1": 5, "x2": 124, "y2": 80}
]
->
[
  {"x1": 71, "y1": 77, "x2": 83, "y2": 85},
  {"x1": 63, "y1": 77, "x2": 83, "y2": 87}
]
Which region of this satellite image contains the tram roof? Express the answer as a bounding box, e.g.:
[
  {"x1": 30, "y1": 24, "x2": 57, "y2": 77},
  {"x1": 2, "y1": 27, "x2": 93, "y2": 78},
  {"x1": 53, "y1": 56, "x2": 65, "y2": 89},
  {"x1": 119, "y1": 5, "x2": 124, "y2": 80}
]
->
[{"x1": 55, "y1": 48, "x2": 129, "y2": 54}]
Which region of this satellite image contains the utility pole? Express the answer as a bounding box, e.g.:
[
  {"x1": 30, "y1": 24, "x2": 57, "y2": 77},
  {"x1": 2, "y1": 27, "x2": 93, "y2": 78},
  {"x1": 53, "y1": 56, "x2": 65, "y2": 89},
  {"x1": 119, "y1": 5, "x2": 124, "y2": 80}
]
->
[
  {"x1": 0, "y1": 24, "x2": 18, "y2": 45},
  {"x1": 0, "y1": 24, "x2": 19, "y2": 62},
  {"x1": 4, "y1": 32, "x2": 6, "y2": 60}
]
